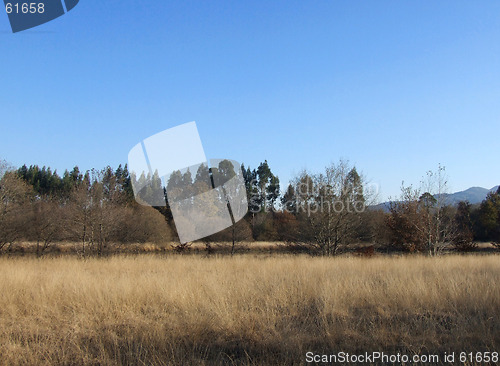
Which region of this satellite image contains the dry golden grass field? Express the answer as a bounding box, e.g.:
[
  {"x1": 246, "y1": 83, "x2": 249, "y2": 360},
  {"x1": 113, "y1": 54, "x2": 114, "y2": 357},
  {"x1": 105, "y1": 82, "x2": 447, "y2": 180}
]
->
[{"x1": 0, "y1": 254, "x2": 499, "y2": 365}]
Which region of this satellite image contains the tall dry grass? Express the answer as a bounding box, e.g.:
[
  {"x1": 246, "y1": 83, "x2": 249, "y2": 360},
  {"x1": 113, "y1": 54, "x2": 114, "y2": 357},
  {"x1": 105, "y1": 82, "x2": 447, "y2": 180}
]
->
[{"x1": 0, "y1": 254, "x2": 498, "y2": 365}]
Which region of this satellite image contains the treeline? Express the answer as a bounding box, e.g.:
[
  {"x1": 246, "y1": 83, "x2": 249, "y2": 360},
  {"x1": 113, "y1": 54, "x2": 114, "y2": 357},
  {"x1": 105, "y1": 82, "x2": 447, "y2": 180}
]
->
[
  {"x1": 0, "y1": 159, "x2": 499, "y2": 256},
  {"x1": 0, "y1": 162, "x2": 172, "y2": 256},
  {"x1": 384, "y1": 184, "x2": 500, "y2": 254}
]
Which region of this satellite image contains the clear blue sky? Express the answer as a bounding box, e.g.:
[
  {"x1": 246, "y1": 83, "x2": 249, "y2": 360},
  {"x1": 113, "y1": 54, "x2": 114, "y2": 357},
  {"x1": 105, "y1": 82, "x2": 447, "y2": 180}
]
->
[{"x1": 1, "y1": 1, "x2": 499, "y2": 201}]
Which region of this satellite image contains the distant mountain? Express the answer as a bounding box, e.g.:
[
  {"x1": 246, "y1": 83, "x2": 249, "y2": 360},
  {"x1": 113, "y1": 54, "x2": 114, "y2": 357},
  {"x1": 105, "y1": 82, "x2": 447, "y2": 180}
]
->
[
  {"x1": 371, "y1": 185, "x2": 499, "y2": 212},
  {"x1": 440, "y1": 186, "x2": 499, "y2": 205}
]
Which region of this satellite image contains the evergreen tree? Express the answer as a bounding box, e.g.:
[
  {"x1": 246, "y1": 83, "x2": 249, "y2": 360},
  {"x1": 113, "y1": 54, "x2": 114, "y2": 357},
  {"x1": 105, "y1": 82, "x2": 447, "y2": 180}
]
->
[
  {"x1": 474, "y1": 190, "x2": 500, "y2": 242},
  {"x1": 453, "y1": 201, "x2": 476, "y2": 251},
  {"x1": 282, "y1": 184, "x2": 297, "y2": 213},
  {"x1": 256, "y1": 160, "x2": 272, "y2": 212},
  {"x1": 267, "y1": 174, "x2": 280, "y2": 208}
]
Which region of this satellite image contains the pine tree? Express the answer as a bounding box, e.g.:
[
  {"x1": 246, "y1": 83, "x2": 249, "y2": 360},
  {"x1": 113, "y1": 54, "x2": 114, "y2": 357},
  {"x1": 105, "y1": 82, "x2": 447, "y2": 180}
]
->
[
  {"x1": 453, "y1": 201, "x2": 476, "y2": 251},
  {"x1": 256, "y1": 160, "x2": 272, "y2": 212},
  {"x1": 282, "y1": 184, "x2": 297, "y2": 213}
]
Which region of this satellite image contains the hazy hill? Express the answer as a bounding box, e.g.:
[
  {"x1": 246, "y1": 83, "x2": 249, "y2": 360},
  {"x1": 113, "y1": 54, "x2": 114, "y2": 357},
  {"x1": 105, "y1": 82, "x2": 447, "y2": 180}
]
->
[
  {"x1": 440, "y1": 186, "x2": 499, "y2": 205},
  {"x1": 372, "y1": 186, "x2": 499, "y2": 211}
]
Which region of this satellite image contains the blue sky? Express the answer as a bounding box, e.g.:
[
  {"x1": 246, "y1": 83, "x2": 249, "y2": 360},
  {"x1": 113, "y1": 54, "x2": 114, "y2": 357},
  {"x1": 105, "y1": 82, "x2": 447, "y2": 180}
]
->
[{"x1": 1, "y1": 1, "x2": 499, "y2": 201}]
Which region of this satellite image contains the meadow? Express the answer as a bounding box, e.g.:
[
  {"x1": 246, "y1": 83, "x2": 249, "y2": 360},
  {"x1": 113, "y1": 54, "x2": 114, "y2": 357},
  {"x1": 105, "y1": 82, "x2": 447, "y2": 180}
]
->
[{"x1": 0, "y1": 254, "x2": 498, "y2": 365}]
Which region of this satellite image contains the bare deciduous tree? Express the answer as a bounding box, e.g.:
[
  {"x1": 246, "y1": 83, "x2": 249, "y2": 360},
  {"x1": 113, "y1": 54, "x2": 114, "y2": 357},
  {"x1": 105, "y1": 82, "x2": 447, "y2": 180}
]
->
[
  {"x1": 387, "y1": 184, "x2": 427, "y2": 252},
  {"x1": 291, "y1": 160, "x2": 369, "y2": 256},
  {"x1": 387, "y1": 165, "x2": 454, "y2": 255},
  {"x1": 0, "y1": 171, "x2": 32, "y2": 251},
  {"x1": 0, "y1": 159, "x2": 12, "y2": 179},
  {"x1": 29, "y1": 197, "x2": 64, "y2": 257}
]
